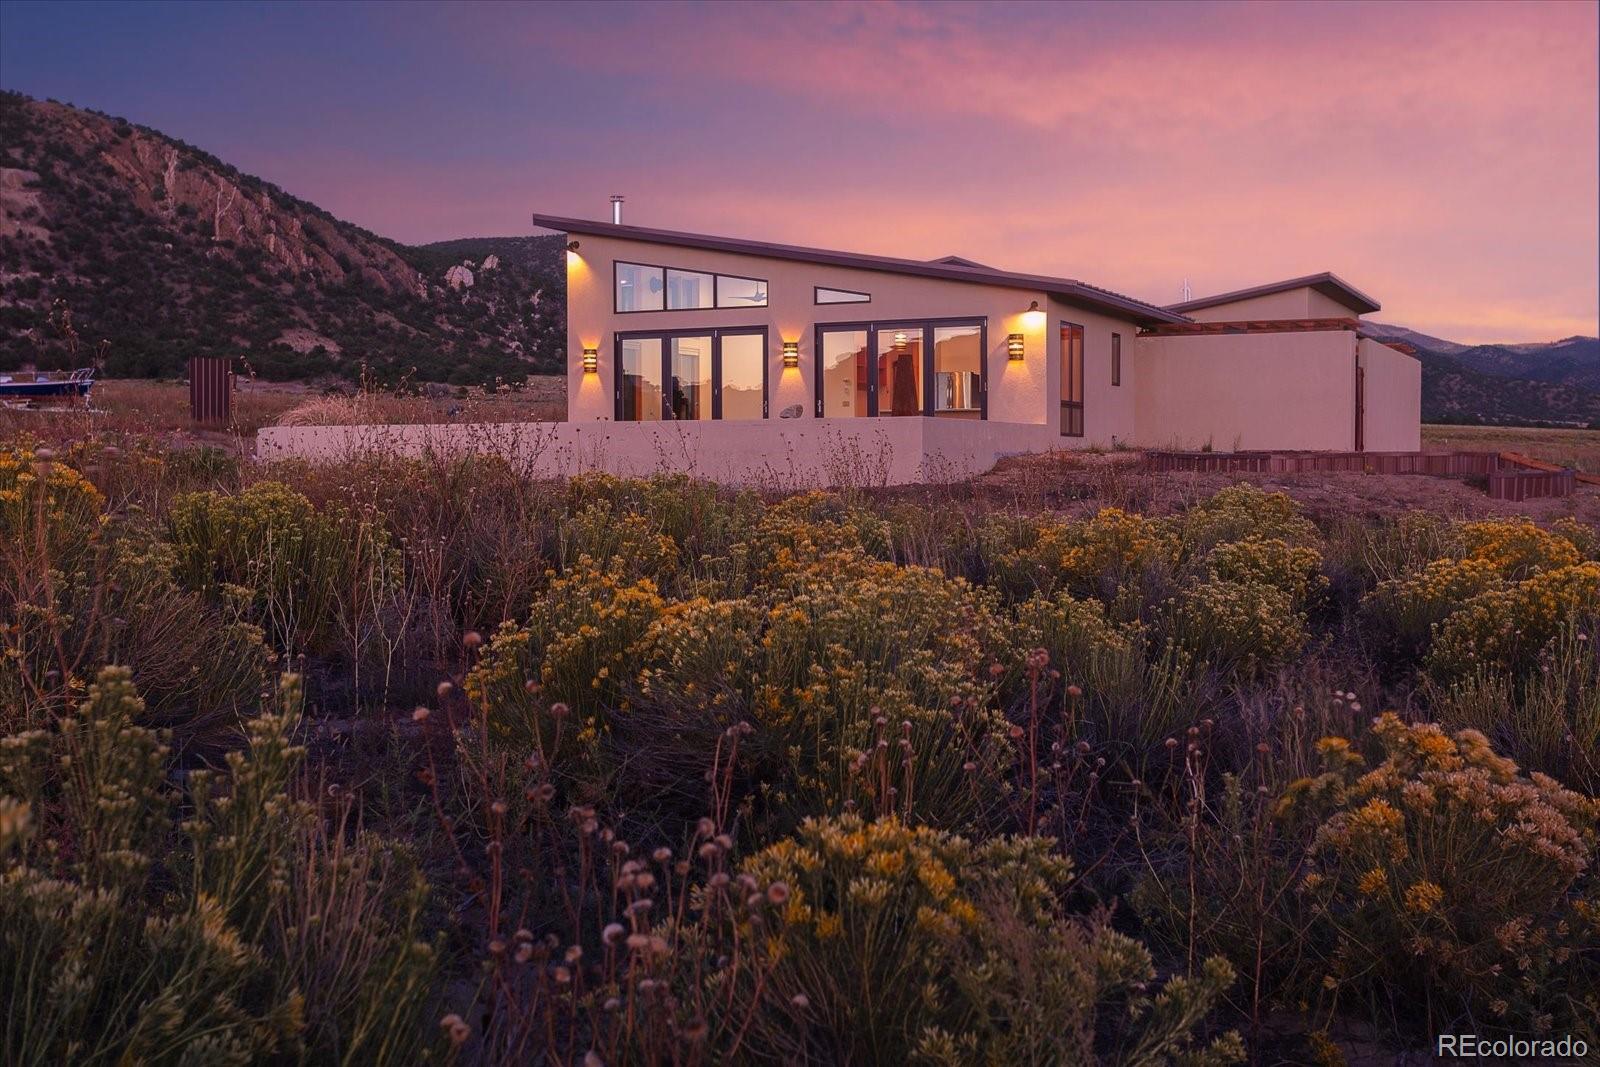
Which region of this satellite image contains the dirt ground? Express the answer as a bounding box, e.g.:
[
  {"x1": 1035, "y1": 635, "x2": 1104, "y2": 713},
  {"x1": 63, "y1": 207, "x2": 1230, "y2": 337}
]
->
[{"x1": 934, "y1": 449, "x2": 1600, "y2": 524}]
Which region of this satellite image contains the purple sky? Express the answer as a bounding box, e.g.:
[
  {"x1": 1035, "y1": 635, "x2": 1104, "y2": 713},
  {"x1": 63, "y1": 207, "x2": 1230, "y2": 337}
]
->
[{"x1": 2, "y1": 0, "x2": 1596, "y2": 342}]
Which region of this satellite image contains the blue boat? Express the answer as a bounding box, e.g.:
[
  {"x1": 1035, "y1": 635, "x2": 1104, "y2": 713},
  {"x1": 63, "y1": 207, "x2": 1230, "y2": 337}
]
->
[{"x1": 0, "y1": 368, "x2": 95, "y2": 404}]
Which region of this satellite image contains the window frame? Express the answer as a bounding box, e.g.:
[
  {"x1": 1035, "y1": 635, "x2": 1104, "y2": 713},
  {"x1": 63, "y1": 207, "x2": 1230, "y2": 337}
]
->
[
  {"x1": 613, "y1": 260, "x2": 769, "y2": 313},
  {"x1": 714, "y1": 274, "x2": 769, "y2": 309},
  {"x1": 814, "y1": 316, "x2": 987, "y2": 420},
  {"x1": 814, "y1": 285, "x2": 872, "y2": 305},
  {"x1": 614, "y1": 260, "x2": 666, "y2": 314},
  {"x1": 614, "y1": 326, "x2": 769, "y2": 420},
  {"x1": 1111, "y1": 332, "x2": 1122, "y2": 387},
  {"x1": 1060, "y1": 320, "x2": 1085, "y2": 437},
  {"x1": 665, "y1": 267, "x2": 715, "y2": 310}
]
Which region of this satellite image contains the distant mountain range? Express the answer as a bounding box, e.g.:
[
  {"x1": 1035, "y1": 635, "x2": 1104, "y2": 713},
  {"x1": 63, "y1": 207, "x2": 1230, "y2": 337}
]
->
[
  {"x1": 1, "y1": 93, "x2": 1595, "y2": 421},
  {"x1": 1361, "y1": 323, "x2": 1600, "y2": 427}
]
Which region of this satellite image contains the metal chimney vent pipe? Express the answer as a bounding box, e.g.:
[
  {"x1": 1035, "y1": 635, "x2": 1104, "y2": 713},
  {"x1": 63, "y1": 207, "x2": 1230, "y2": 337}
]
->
[{"x1": 611, "y1": 195, "x2": 624, "y2": 224}]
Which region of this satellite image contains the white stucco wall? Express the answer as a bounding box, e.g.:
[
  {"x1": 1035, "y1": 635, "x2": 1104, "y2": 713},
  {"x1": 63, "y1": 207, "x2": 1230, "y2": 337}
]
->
[
  {"x1": 1133, "y1": 329, "x2": 1360, "y2": 450},
  {"x1": 1358, "y1": 338, "x2": 1423, "y2": 451}
]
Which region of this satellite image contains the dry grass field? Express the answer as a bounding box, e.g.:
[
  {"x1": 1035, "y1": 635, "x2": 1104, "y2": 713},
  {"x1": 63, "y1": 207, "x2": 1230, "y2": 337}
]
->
[
  {"x1": 0, "y1": 375, "x2": 568, "y2": 443},
  {"x1": 1423, "y1": 423, "x2": 1600, "y2": 473}
]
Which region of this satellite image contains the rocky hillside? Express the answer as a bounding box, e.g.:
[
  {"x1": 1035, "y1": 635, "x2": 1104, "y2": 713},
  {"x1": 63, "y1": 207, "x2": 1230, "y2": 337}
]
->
[
  {"x1": 1363, "y1": 323, "x2": 1600, "y2": 427},
  {"x1": 0, "y1": 93, "x2": 563, "y2": 382}
]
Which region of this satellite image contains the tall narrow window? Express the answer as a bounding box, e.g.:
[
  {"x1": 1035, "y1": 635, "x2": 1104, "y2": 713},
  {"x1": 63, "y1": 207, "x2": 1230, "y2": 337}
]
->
[
  {"x1": 719, "y1": 332, "x2": 766, "y2": 420},
  {"x1": 1111, "y1": 333, "x2": 1122, "y2": 387},
  {"x1": 1060, "y1": 322, "x2": 1084, "y2": 437}
]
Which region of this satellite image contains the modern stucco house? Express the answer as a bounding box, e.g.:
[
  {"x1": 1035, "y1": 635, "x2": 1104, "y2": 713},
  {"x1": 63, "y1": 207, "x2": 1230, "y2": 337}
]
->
[{"x1": 257, "y1": 211, "x2": 1421, "y2": 485}]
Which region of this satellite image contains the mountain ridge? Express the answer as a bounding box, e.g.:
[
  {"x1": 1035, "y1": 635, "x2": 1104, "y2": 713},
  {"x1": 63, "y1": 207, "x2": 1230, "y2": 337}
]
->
[{"x1": 0, "y1": 93, "x2": 563, "y2": 383}]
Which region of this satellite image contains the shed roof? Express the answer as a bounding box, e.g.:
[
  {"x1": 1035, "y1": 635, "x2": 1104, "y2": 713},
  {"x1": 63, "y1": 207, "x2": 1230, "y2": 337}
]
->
[
  {"x1": 1164, "y1": 272, "x2": 1380, "y2": 316},
  {"x1": 530, "y1": 213, "x2": 1188, "y2": 326}
]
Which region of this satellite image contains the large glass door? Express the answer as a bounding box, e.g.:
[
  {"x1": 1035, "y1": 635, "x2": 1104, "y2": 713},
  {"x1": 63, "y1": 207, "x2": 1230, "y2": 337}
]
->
[
  {"x1": 817, "y1": 319, "x2": 985, "y2": 419},
  {"x1": 717, "y1": 330, "x2": 767, "y2": 420},
  {"x1": 617, "y1": 329, "x2": 766, "y2": 421}
]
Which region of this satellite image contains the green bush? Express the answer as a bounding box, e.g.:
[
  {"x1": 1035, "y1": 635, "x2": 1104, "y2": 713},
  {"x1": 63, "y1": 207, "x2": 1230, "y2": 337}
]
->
[
  {"x1": 0, "y1": 668, "x2": 438, "y2": 1064},
  {"x1": 168, "y1": 481, "x2": 400, "y2": 659}
]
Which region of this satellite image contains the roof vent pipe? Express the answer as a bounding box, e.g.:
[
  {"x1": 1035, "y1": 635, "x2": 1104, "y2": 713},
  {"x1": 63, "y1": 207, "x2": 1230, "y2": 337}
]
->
[{"x1": 611, "y1": 195, "x2": 624, "y2": 224}]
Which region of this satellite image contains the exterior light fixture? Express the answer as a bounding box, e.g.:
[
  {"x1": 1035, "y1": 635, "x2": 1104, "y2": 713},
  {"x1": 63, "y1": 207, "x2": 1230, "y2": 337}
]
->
[
  {"x1": 782, "y1": 340, "x2": 799, "y2": 368},
  {"x1": 1022, "y1": 299, "x2": 1046, "y2": 328},
  {"x1": 566, "y1": 240, "x2": 581, "y2": 252},
  {"x1": 1007, "y1": 333, "x2": 1026, "y2": 360},
  {"x1": 1026, "y1": 300, "x2": 1040, "y2": 312},
  {"x1": 582, "y1": 346, "x2": 598, "y2": 373}
]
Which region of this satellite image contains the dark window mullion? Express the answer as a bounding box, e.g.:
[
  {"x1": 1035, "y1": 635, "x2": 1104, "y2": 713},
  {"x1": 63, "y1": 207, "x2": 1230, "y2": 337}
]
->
[{"x1": 711, "y1": 331, "x2": 723, "y2": 420}]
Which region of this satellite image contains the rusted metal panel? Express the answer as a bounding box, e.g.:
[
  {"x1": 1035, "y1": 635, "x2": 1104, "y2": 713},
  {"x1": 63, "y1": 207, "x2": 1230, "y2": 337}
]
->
[
  {"x1": 188, "y1": 357, "x2": 233, "y2": 425},
  {"x1": 1142, "y1": 450, "x2": 1504, "y2": 476},
  {"x1": 1487, "y1": 469, "x2": 1575, "y2": 502}
]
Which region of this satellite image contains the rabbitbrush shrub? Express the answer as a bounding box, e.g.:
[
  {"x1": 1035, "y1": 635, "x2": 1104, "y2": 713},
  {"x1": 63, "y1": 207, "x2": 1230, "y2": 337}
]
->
[
  {"x1": 168, "y1": 480, "x2": 401, "y2": 659},
  {"x1": 0, "y1": 668, "x2": 438, "y2": 1064},
  {"x1": 1280, "y1": 714, "x2": 1600, "y2": 1036},
  {"x1": 727, "y1": 814, "x2": 1244, "y2": 1066}
]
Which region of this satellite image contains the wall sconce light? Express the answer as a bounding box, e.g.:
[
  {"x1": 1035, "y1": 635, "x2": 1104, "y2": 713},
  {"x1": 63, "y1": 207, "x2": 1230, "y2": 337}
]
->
[
  {"x1": 782, "y1": 340, "x2": 799, "y2": 368},
  {"x1": 582, "y1": 346, "x2": 598, "y2": 373},
  {"x1": 566, "y1": 240, "x2": 581, "y2": 252},
  {"x1": 1007, "y1": 333, "x2": 1026, "y2": 360}
]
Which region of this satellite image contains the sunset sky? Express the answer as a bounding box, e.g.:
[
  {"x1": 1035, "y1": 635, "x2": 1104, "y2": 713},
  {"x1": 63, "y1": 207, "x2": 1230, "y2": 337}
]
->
[{"x1": 3, "y1": 0, "x2": 1596, "y2": 343}]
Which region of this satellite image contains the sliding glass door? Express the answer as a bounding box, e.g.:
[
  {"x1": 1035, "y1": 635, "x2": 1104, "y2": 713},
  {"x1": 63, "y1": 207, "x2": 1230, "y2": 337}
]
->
[
  {"x1": 816, "y1": 319, "x2": 985, "y2": 418},
  {"x1": 616, "y1": 328, "x2": 768, "y2": 421}
]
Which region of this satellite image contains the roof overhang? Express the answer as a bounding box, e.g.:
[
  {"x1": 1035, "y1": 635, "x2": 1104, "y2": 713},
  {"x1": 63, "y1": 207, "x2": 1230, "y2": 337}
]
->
[
  {"x1": 532, "y1": 213, "x2": 1188, "y2": 326},
  {"x1": 1164, "y1": 272, "x2": 1380, "y2": 316}
]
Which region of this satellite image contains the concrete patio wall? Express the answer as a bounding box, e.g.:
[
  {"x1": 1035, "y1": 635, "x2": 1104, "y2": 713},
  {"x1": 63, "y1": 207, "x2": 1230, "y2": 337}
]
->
[{"x1": 256, "y1": 417, "x2": 1061, "y2": 488}]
